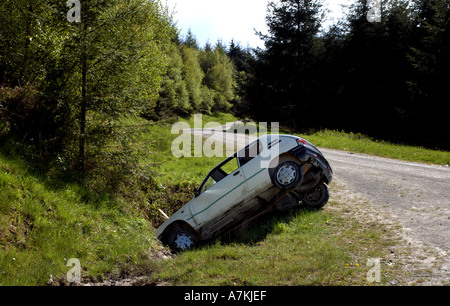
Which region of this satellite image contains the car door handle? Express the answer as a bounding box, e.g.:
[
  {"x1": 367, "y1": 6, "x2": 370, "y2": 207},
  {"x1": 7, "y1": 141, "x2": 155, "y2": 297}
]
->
[{"x1": 233, "y1": 171, "x2": 241, "y2": 176}]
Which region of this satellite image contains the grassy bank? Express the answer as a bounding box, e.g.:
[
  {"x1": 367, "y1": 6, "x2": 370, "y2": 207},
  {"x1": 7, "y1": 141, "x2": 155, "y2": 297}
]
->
[
  {"x1": 0, "y1": 113, "x2": 242, "y2": 285},
  {"x1": 0, "y1": 153, "x2": 155, "y2": 285}
]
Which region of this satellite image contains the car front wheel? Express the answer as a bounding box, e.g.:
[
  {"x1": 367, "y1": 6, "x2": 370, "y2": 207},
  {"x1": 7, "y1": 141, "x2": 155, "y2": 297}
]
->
[
  {"x1": 273, "y1": 161, "x2": 303, "y2": 190},
  {"x1": 168, "y1": 228, "x2": 198, "y2": 252}
]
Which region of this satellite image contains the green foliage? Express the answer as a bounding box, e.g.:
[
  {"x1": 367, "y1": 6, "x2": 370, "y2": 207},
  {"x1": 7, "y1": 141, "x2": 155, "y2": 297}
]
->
[
  {"x1": 0, "y1": 0, "x2": 58, "y2": 86},
  {"x1": 153, "y1": 34, "x2": 238, "y2": 118},
  {"x1": 199, "y1": 43, "x2": 236, "y2": 112},
  {"x1": 156, "y1": 43, "x2": 191, "y2": 117},
  {"x1": 0, "y1": 84, "x2": 72, "y2": 158},
  {"x1": 246, "y1": 0, "x2": 326, "y2": 128},
  {"x1": 0, "y1": 0, "x2": 177, "y2": 190},
  {"x1": 181, "y1": 45, "x2": 205, "y2": 110},
  {"x1": 60, "y1": 0, "x2": 175, "y2": 171},
  {"x1": 298, "y1": 129, "x2": 450, "y2": 166},
  {"x1": 0, "y1": 0, "x2": 241, "y2": 192}
]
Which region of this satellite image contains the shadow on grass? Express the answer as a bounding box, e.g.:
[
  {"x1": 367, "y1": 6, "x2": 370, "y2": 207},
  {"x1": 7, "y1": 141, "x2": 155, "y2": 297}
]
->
[{"x1": 216, "y1": 205, "x2": 322, "y2": 247}]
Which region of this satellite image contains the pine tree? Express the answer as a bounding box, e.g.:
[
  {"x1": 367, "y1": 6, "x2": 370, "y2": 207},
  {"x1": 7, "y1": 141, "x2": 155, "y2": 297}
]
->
[
  {"x1": 248, "y1": 0, "x2": 325, "y2": 128},
  {"x1": 199, "y1": 42, "x2": 235, "y2": 112},
  {"x1": 408, "y1": 0, "x2": 450, "y2": 149},
  {"x1": 340, "y1": 0, "x2": 418, "y2": 140},
  {"x1": 227, "y1": 41, "x2": 256, "y2": 116},
  {"x1": 1, "y1": 0, "x2": 176, "y2": 180},
  {"x1": 184, "y1": 29, "x2": 200, "y2": 49},
  {"x1": 156, "y1": 43, "x2": 191, "y2": 117},
  {"x1": 181, "y1": 45, "x2": 205, "y2": 110}
]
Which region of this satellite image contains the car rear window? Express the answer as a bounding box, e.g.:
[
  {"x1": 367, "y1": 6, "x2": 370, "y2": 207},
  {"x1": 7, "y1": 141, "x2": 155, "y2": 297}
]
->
[{"x1": 238, "y1": 140, "x2": 263, "y2": 166}]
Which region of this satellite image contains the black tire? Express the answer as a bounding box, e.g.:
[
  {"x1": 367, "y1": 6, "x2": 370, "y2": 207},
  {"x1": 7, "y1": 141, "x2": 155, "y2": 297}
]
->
[
  {"x1": 272, "y1": 161, "x2": 303, "y2": 190},
  {"x1": 302, "y1": 182, "x2": 329, "y2": 209},
  {"x1": 274, "y1": 193, "x2": 300, "y2": 212},
  {"x1": 168, "y1": 228, "x2": 198, "y2": 252}
]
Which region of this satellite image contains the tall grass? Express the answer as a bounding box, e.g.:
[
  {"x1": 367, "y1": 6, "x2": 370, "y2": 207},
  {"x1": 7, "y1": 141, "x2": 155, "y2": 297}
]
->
[{"x1": 0, "y1": 153, "x2": 154, "y2": 285}]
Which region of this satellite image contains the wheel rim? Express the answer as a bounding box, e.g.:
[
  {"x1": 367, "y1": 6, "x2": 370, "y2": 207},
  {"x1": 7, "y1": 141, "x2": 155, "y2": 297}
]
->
[
  {"x1": 276, "y1": 164, "x2": 297, "y2": 186},
  {"x1": 174, "y1": 233, "x2": 194, "y2": 250},
  {"x1": 307, "y1": 187, "x2": 321, "y2": 201}
]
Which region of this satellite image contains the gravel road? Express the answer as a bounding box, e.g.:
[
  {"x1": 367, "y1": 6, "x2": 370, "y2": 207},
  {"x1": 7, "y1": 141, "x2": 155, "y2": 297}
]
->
[
  {"x1": 189, "y1": 126, "x2": 450, "y2": 284},
  {"x1": 322, "y1": 148, "x2": 450, "y2": 285},
  {"x1": 321, "y1": 148, "x2": 450, "y2": 253}
]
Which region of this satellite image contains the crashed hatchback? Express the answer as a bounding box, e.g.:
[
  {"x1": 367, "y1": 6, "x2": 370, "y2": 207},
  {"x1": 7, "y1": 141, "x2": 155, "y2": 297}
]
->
[{"x1": 155, "y1": 134, "x2": 333, "y2": 251}]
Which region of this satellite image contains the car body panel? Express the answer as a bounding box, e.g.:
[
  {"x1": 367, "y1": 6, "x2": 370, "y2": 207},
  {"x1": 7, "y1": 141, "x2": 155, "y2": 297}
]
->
[{"x1": 188, "y1": 166, "x2": 246, "y2": 227}]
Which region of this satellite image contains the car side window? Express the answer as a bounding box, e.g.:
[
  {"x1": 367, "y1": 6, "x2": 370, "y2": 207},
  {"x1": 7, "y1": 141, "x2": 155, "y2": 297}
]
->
[
  {"x1": 220, "y1": 157, "x2": 239, "y2": 175},
  {"x1": 202, "y1": 176, "x2": 216, "y2": 192},
  {"x1": 238, "y1": 140, "x2": 263, "y2": 167},
  {"x1": 200, "y1": 157, "x2": 239, "y2": 193}
]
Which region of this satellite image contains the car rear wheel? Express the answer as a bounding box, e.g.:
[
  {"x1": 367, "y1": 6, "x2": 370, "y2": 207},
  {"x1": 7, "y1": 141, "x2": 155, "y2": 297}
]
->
[
  {"x1": 302, "y1": 182, "x2": 329, "y2": 209},
  {"x1": 168, "y1": 228, "x2": 198, "y2": 252},
  {"x1": 273, "y1": 161, "x2": 303, "y2": 190}
]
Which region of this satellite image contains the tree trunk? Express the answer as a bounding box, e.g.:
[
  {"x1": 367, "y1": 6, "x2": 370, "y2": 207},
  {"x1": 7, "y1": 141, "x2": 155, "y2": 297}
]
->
[{"x1": 79, "y1": 21, "x2": 87, "y2": 172}]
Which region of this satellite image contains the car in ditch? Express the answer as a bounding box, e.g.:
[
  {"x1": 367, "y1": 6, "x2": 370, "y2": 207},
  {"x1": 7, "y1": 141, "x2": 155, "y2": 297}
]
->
[{"x1": 155, "y1": 134, "x2": 333, "y2": 251}]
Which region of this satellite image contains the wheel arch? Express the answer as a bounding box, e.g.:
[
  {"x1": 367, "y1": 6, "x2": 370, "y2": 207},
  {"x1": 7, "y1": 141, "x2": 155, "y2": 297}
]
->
[
  {"x1": 160, "y1": 220, "x2": 199, "y2": 245},
  {"x1": 267, "y1": 152, "x2": 302, "y2": 179}
]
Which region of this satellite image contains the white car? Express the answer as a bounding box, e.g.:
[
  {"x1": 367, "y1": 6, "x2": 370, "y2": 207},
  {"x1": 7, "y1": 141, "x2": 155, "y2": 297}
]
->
[{"x1": 155, "y1": 134, "x2": 333, "y2": 251}]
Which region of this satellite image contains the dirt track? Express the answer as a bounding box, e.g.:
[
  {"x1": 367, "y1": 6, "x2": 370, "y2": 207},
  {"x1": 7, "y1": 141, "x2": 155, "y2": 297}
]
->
[{"x1": 189, "y1": 126, "x2": 450, "y2": 285}]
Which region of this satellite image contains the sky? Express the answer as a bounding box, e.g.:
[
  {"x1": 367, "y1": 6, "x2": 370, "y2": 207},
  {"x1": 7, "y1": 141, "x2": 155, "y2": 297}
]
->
[{"x1": 164, "y1": 0, "x2": 354, "y2": 49}]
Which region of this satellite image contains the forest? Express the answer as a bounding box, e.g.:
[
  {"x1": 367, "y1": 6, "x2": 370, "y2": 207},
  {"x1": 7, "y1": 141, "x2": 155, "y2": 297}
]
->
[
  {"x1": 1, "y1": 0, "x2": 449, "y2": 192},
  {"x1": 237, "y1": 0, "x2": 450, "y2": 151}
]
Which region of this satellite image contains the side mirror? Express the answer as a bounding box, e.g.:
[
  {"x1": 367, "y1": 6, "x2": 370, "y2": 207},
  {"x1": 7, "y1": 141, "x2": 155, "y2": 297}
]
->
[{"x1": 193, "y1": 188, "x2": 200, "y2": 197}]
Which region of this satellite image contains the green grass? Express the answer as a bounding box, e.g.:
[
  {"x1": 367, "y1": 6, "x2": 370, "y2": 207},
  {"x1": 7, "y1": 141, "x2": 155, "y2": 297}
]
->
[
  {"x1": 169, "y1": 114, "x2": 449, "y2": 166},
  {"x1": 298, "y1": 129, "x2": 449, "y2": 166},
  {"x1": 0, "y1": 153, "x2": 155, "y2": 286},
  {"x1": 141, "y1": 114, "x2": 241, "y2": 187},
  {"x1": 144, "y1": 114, "x2": 439, "y2": 286}
]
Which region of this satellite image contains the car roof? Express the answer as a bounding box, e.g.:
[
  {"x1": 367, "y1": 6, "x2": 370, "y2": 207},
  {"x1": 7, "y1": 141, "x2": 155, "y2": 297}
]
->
[{"x1": 256, "y1": 134, "x2": 296, "y2": 142}]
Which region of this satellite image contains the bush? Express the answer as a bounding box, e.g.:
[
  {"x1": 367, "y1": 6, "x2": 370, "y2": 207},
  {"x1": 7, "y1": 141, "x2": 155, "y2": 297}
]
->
[{"x1": 0, "y1": 85, "x2": 71, "y2": 159}]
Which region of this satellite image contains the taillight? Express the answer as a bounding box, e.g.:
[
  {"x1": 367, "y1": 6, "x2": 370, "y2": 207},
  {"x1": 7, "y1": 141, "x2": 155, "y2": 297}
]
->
[{"x1": 297, "y1": 138, "x2": 307, "y2": 146}]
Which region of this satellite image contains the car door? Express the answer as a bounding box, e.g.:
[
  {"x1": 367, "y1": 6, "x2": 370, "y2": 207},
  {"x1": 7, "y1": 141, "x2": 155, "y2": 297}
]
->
[
  {"x1": 187, "y1": 155, "x2": 246, "y2": 227},
  {"x1": 238, "y1": 140, "x2": 271, "y2": 195}
]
